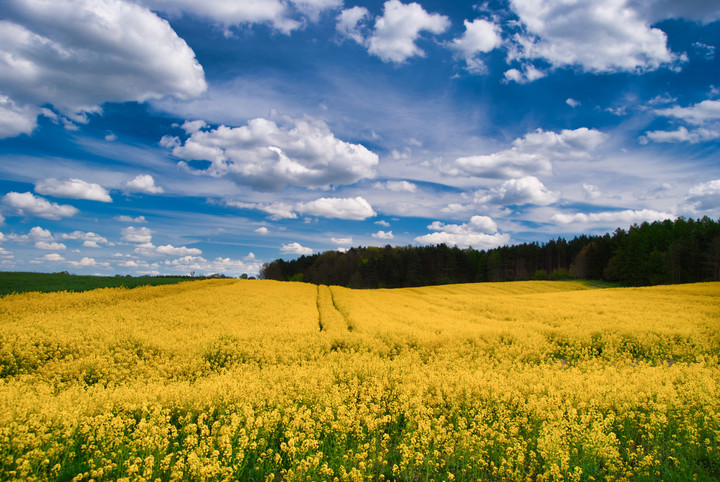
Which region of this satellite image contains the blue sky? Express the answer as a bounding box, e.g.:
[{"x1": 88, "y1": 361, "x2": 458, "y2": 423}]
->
[{"x1": 1, "y1": 0, "x2": 719, "y2": 276}]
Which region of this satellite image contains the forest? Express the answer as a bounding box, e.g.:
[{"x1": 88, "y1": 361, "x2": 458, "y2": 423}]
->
[{"x1": 260, "y1": 217, "x2": 720, "y2": 288}]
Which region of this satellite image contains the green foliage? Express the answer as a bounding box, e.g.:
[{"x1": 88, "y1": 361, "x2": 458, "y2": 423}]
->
[
  {"x1": 260, "y1": 217, "x2": 720, "y2": 288},
  {"x1": 0, "y1": 271, "x2": 202, "y2": 296}
]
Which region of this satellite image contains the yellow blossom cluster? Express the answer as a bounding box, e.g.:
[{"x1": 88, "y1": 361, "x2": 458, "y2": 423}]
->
[{"x1": 0, "y1": 279, "x2": 718, "y2": 480}]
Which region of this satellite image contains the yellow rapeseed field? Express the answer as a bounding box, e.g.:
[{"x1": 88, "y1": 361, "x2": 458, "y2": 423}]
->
[{"x1": 1, "y1": 280, "x2": 718, "y2": 481}]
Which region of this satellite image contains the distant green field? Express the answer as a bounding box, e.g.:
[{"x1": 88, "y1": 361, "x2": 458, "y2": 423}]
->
[{"x1": 0, "y1": 271, "x2": 203, "y2": 296}]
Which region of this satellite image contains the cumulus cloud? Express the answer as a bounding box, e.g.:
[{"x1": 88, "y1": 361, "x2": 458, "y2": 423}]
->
[
  {"x1": 336, "y1": 5, "x2": 370, "y2": 44},
  {"x1": 372, "y1": 230, "x2": 394, "y2": 240},
  {"x1": 228, "y1": 201, "x2": 298, "y2": 220},
  {"x1": 125, "y1": 175, "x2": 165, "y2": 194},
  {"x1": 69, "y1": 257, "x2": 109, "y2": 268},
  {"x1": 337, "y1": 0, "x2": 450, "y2": 63},
  {"x1": 35, "y1": 178, "x2": 112, "y2": 202},
  {"x1": 475, "y1": 176, "x2": 560, "y2": 206},
  {"x1": 455, "y1": 128, "x2": 606, "y2": 178},
  {"x1": 7, "y1": 226, "x2": 54, "y2": 245},
  {"x1": 168, "y1": 117, "x2": 378, "y2": 190},
  {"x1": 654, "y1": 99, "x2": 720, "y2": 125},
  {"x1": 2, "y1": 192, "x2": 78, "y2": 220},
  {"x1": 640, "y1": 126, "x2": 720, "y2": 144},
  {"x1": 642, "y1": 99, "x2": 720, "y2": 144},
  {"x1": 415, "y1": 215, "x2": 509, "y2": 249},
  {"x1": 331, "y1": 237, "x2": 353, "y2": 245},
  {"x1": 684, "y1": 179, "x2": 720, "y2": 211},
  {"x1": 35, "y1": 253, "x2": 65, "y2": 262},
  {"x1": 296, "y1": 197, "x2": 376, "y2": 220},
  {"x1": 0, "y1": 96, "x2": 38, "y2": 138},
  {"x1": 629, "y1": 0, "x2": 720, "y2": 24},
  {"x1": 449, "y1": 18, "x2": 502, "y2": 73},
  {"x1": 141, "y1": 0, "x2": 342, "y2": 35},
  {"x1": 503, "y1": 64, "x2": 546, "y2": 84},
  {"x1": 566, "y1": 98, "x2": 581, "y2": 108},
  {"x1": 583, "y1": 184, "x2": 602, "y2": 200},
  {"x1": 229, "y1": 197, "x2": 375, "y2": 221},
  {"x1": 166, "y1": 253, "x2": 262, "y2": 276},
  {"x1": 281, "y1": 242, "x2": 313, "y2": 255},
  {"x1": 156, "y1": 244, "x2": 203, "y2": 256},
  {"x1": 121, "y1": 226, "x2": 152, "y2": 244},
  {"x1": 376, "y1": 180, "x2": 418, "y2": 192},
  {"x1": 506, "y1": 0, "x2": 678, "y2": 77},
  {"x1": 28, "y1": 226, "x2": 53, "y2": 242},
  {"x1": 62, "y1": 231, "x2": 111, "y2": 248},
  {"x1": 0, "y1": 0, "x2": 206, "y2": 137},
  {"x1": 551, "y1": 209, "x2": 674, "y2": 225},
  {"x1": 35, "y1": 241, "x2": 66, "y2": 250},
  {"x1": 255, "y1": 227, "x2": 269, "y2": 235},
  {"x1": 114, "y1": 215, "x2": 147, "y2": 223}
]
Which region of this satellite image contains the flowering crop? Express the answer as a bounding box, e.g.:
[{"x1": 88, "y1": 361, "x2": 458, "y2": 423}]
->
[{"x1": 1, "y1": 280, "x2": 718, "y2": 480}]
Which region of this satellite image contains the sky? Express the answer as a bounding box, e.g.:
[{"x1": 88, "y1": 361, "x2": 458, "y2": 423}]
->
[{"x1": 0, "y1": 0, "x2": 719, "y2": 277}]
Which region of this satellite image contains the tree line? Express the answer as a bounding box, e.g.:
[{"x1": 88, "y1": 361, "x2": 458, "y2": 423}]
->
[{"x1": 260, "y1": 217, "x2": 720, "y2": 288}]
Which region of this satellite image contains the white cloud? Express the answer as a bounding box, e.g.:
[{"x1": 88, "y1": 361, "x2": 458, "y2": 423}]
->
[
  {"x1": 566, "y1": 98, "x2": 581, "y2": 108},
  {"x1": 121, "y1": 226, "x2": 152, "y2": 244},
  {"x1": 36, "y1": 253, "x2": 65, "y2": 262},
  {"x1": 629, "y1": 0, "x2": 720, "y2": 24},
  {"x1": 551, "y1": 209, "x2": 674, "y2": 225},
  {"x1": 336, "y1": 6, "x2": 370, "y2": 44},
  {"x1": 338, "y1": 0, "x2": 450, "y2": 63},
  {"x1": 455, "y1": 127, "x2": 606, "y2": 178},
  {"x1": 375, "y1": 220, "x2": 391, "y2": 227},
  {"x1": 0, "y1": 96, "x2": 38, "y2": 138},
  {"x1": 169, "y1": 117, "x2": 378, "y2": 190},
  {"x1": 372, "y1": 230, "x2": 394, "y2": 240},
  {"x1": 141, "y1": 0, "x2": 342, "y2": 35},
  {"x1": 415, "y1": 216, "x2": 509, "y2": 249},
  {"x1": 475, "y1": 176, "x2": 560, "y2": 206},
  {"x1": 449, "y1": 18, "x2": 502, "y2": 73},
  {"x1": 62, "y1": 231, "x2": 111, "y2": 248},
  {"x1": 255, "y1": 227, "x2": 269, "y2": 235},
  {"x1": 35, "y1": 241, "x2": 66, "y2": 250},
  {"x1": 281, "y1": 242, "x2": 313, "y2": 255},
  {"x1": 296, "y1": 197, "x2": 376, "y2": 220},
  {"x1": 583, "y1": 184, "x2": 602, "y2": 200},
  {"x1": 35, "y1": 178, "x2": 112, "y2": 202},
  {"x1": 2, "y1": 192, "x2": 78, "y2": 220},
  {"x1": 156, "y1": 244, "x2": 203, "y2": 256},
  {"x1": 503, "y1": 64, "x2": 546, "y2": 84},
  {"x1": 642, "y1": 99, "x2": 720, "y2": 144},
  {"x1": 166, "y1": 253, "x2": 262, "y2": 276},
  {"x1": 640, "y1": 126, "x2": 720, "y2": 144},
  {"x1": 114, "y1": 215, "x2": 147, "y2": 223},
  {"x1": 368, "y1": 0, "x2": 450, "y2": 63},
  {"x1": 331, "y1": 237, "x2": 353, "y2": 245},
  {"x1": 232, "y1": 197, "x2": 375, "y2": 221},
  {"x1": 0, "y1": 0, "x2": 206, "y2": 137},
  {"x1": 684, "y1": 179, "x2": 720, "y2": 211},
  {"x1": 376, "y1": 180, "x2": 418, "y2": 192},
  {"x1": 69, "y1": 257, "x2": 109, "y2": 268},
  {"x1": 654, "y1": 99, "x2": 720, "y2": 125},
  {"x1": 228, "y1": 201, "x2": 298, "y2": 220},
  {"x1": 126, "y1": 174, "x2": 165, "y2": 194},
  {"x1": 29, "y1": 226, "x2": 54, "y2": 242},
  {"x1": 507, "y1": 0, "x2": 678, "y2": 77}
]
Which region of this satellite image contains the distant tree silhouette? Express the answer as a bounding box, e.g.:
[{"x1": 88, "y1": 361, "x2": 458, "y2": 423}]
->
[{"x1": 259, "y1": 217, "x2": 720, "y2": 288}]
